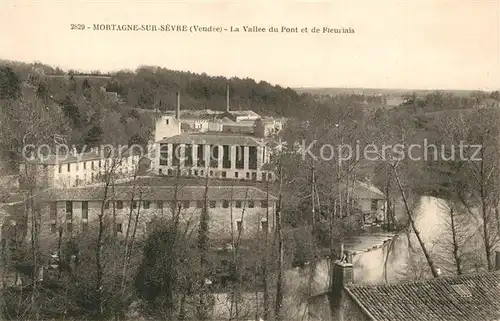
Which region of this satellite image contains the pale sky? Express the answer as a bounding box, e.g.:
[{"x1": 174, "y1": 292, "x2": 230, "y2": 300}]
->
[{"x1": 1, "y1": 0, "x2": 499, "y2": 90}]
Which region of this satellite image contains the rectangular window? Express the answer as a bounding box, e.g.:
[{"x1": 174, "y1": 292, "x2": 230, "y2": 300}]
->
[
  {"x1": 67, "y1": 164, "x2": 70, "y2": 172},
  {"x1": 196, "y1": 200, "x2": 204, "y2": 208},
  {"x1": 261, "y1": 200, "x2": 268, "y2": 208},
  {"x1": 209, "y1": 200, "x2": 216, "y2": 208},
  {"x1": 262, "y1": 173, "x2": 266, "y2": 181},
  {"x1": 172, "y1": 143, "x2": 180, "y2": 167},
  {"x1": 197, "y1": 145, "x2": 205, "y2": 167},
  {"x1": 65, "y1": 201, "x2": 73, "y2": 213},
  {"x1": 248, "y1": 200, "x2": 255, "y2": 208},
  {"x1": 157, "y1": 201, "x2": 163, "y2": 209},
  {"x1": 235, "y1": 201, "x2": 242, "y2": 208},
  {"x1": 209, "y1": 145, "x2": 219, "y2": 168},
  {"x1": 116, "y1": 223, "x2": 123, "y2": 233},
  {"x1": 236, "y1": 220, "x2": 243, "y2": 231},
  {"x1": 99, "y1": 160, "x2": 102, "y2": 168},
  {"x1": 82, "y1": 222, "x2": 88, "y2": 232},
  {"x1": 160, "y1": 143, "x2": 169, "y2": 166},
  {"x1": 222, "y1": 145, "x2": 231, "y2": 169},
  {"x1": 83, "y1": 162, "x2": 86, "y2": 170},
  {"x1": 143, "y1": 201, "x2": 150, "y2": 209},
  {"x1": 91, "y1": 162, "x2": 94, "y2": 170},
  {"x1": 132, "y1": 201, "x2": 138, "y2": 209},
  {"x1": 222, "y1": 171, "x2": 226, "y2": 178},
  {"x1": 371, "y1": 199, "x2": 378, "y2": 211},
  {"x1": 58, "y1": 165, "x2": 62, "y2": 173},
  {"x1": 50, "y1": 202, "x2": 57, "y2": 220},
  {"x1": 235, "y1": 172, "x2": 239, "y2": 178},
  {"x1": 81, "y1": 201, "x2": 88, "y2": 219},
  {"x1": 116, "y1": 201, "x2": 123, "y2": 209},
  {"x1": 249, "y1": 146, "x2": 257, "y2": 170},
  {"x1": 246, "y1": 172, "x2": 250, "y2": 179},
  {"x1": 183, "y1": 200, "x2": 190, "y2": 209},
  {"x1": 223, "y1": 200, "x2": 229, "y2": 208},
  {"x1": 235, "y1": 146, "x2": 244, "y2": 169},
  {"x1": 104, "y1": 201, "x2": 110, "y2": 209},
  {"x1": 50, "y1": 223, "x2": 57, "y2": 234},
  {"x1": 184, "y1": 144, "x2": 193, "y2": 167}
]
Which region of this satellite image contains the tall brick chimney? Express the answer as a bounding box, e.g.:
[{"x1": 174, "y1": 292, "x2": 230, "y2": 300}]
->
[
  {"x1": 176, "y1": 92, "x2": 180, "y2": 120},
  {"x1": 495, "y1": 251, "x2": 500, "y2": 271},
  {"x1": 332, "y1": 261, "x2": 353, "y2": 293},
  {"x1": 329, "y1": 260, "x2": 353, "y2": 319},
  {"x1": 226, "y1": 83, "x2": 230, "y2": 112},
  {"x1": 328, "y1": 244, "x2": 354, "y2": 319}
]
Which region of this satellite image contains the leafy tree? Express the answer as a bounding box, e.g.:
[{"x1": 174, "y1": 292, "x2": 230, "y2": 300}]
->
[
  {"x1": 0, "y1": 66, "x2": 21, "y2": 101},
  {"x1": 84, "y1": 125, "x2": 103, "y2": 146},
  {"x1": 61, "y1": 95, "x2": 81, "y2": 127},
  {"x1": 82, "y1": 78, "x2": 91, "y2": 99}
]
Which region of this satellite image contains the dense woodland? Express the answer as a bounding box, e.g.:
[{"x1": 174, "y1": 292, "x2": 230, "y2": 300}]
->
[{"x1": 0, "y1": 60, "x2": 500, "y2": 320}]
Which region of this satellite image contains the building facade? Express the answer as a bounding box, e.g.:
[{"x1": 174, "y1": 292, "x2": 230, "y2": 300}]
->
[
  {"x1": 19, "y1": 147, "x2": 141, "y2": 189},
  {"x1": 13, "y1": 185, "x2": 276, "y2": 249},
  {"x1": 154, "y1": 133, "x2": 275, "y2": 182},
  {"x1": 348, "y1": 181, "x2": 387, "y2": 225}
]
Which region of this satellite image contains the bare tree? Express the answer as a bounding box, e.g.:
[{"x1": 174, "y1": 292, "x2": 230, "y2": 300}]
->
[
  {"x1": 196, "y1": 169, "x2": 212, "y2": 320},
  {"x1": 1, "y1": 96, "x2": 69, "y2": 320},
  {"x1": 435, "y1": 108, "x2": 500, "y2": 271},
  {"x1": 274, "y1": 163, "x2": 284, "y2": 321}
]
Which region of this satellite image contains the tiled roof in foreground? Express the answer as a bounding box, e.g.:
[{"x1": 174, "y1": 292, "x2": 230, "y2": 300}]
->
[
  {"x1": 346, "y1": 271, "x2": 500, "y2": 321},
  {"x1": 40, "y1": 185, "x2": 277, "y2": 202}
]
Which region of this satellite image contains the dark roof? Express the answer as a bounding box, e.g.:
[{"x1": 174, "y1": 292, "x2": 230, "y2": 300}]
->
[
  {"x1": 351, "y1": 181, "x2": 385, "y2": 200},
  {"x1": 346, "y1": 271, "x2": 500, "y2": 321},
  {"x1": 24, "y1": 148, "x2": 141, "y2": 165},
  {"x1": 117, "y1": 175, "x2": 274, "y2": 187},
  {"x1": 226, "y1": 110, "x2": 260, "y2": 117},
  {"x1": 38, "y1": 185, "x2": 277, "y2": 202},
  {"x1": 157, "y1": 132, "x2": 268, "y2": 146},
  {"x1": 338, "y1": 181, "x2": 385, "y2": 200}
]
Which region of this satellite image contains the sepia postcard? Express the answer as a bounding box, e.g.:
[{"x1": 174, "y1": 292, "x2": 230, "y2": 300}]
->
[{"x1": 0, "y1": 1, "x2": 499, "y2": 320}]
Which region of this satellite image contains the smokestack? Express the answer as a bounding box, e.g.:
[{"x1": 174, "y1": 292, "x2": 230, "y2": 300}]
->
[
  {"x1": 495, "y1": 251, "x2": 500, "y2": 271},
  {"x1": 176, "y1": 92, "x2": 180, "y2": 120},
  {"x1": 226, "y1": 83, "x2": 230, "y2": 112},
  {"x1": 331, "y1": 258, "x2": 353, "y2": 313}
]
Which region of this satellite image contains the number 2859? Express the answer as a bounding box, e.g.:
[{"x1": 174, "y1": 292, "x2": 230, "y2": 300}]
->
[{"x1": 71, "y1": 24, "x2": 86, "y2": 30}]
